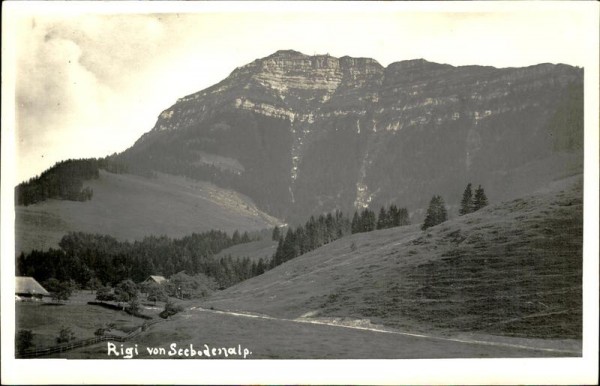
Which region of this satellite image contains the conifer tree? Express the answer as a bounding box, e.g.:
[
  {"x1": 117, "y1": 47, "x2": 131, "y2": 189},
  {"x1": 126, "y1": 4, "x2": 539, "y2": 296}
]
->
[
  {"x1": 351, "y1": 211, "x2": 360, "y2": 234},
  {"x1": 281, "y1": 228, "x2": 297, "y2": 262},
  {"x1": 376, "y1": 207, "x2": 389, "y2": 230},
  {"x1": 397, "y1": 207, "x2": 410, "y2": 226},
  {"x1": 473, "y1": 185, "x2": 488, "y2": 211},
  {"x1": 459, "y1": 183, "x2": 474, "y2": 215},
  {"x1": 360, "y1": 209, "x2": 376, "y2": 232},
  {"x1": 421, "y1": 195, "x2": 448, "y2": 230},
  {"x1": 388, "y1": 204, "x2": 399, "y2": 227},
  {"x1": 272, "y1": 226, "x2": 281, "y2": 241}
]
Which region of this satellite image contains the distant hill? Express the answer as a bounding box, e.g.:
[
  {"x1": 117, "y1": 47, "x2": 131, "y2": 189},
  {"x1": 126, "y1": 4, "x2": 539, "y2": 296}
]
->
[
  {"x1": 203, "y1": 175, "x2": 583, "y2": 340},
  {"x1": 15, "y1": 170, "x2": 281, "y2": 253}
]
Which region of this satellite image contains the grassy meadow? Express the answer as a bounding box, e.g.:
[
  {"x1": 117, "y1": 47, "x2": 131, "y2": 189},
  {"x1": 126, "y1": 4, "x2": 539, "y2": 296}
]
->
[{"x1": 16, "y1": 170, "x2": 281, "y2": 253}]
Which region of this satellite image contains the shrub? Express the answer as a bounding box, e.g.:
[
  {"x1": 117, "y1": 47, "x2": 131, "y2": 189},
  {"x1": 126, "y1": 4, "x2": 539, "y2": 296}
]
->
[
  {"x1": 95, "y1": 286, "x2": 115, "y2": 301},
  {"x1": 16, "y1": 329, "x2": 34, "y2": 353},
  {"x1": 56, "y1": 326, "x2": 76, "y2": 344},
  {"x1": 160, "y1": 300, "x2": 184, "y2": 319},
  {"x1": 44, "y1": 278, "x2": 73, "y2": 303},
  {"x1": 115, "y1": 279, "x2": 139, "y2": 304},
  {"x1": 127, "y1": 297, "x2": 140, "y2": 314},
  {"x1": 146, "y1": 283, "x2": 168, "y2": 304}
]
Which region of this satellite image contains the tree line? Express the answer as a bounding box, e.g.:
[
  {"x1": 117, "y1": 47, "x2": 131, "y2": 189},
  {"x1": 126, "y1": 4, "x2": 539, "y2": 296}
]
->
[
  {"x1": 271, "y1": 204, "x2": 411, "y2": 268},
  {"x1": 351, "y1": 205, "x2": 410, "y2": 234},
  {"x1": 15, "y1": 157, "x2": 128, "y2": 206},
  {"x1": 16, "y1": 229, "x2": 256, "y2": 291},
  {"x1": 421, "y1": 183, "x2": 488, "y2": 230}
]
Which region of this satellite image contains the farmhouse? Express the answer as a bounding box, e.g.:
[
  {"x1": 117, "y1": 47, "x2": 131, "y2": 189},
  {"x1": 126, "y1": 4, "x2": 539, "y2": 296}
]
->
[
  {"x1": 142, "y1": 275, "x2": 168, "y2": 285},
  {"x1": 15, "y1": 276, "x2": 49, "y2": 301}
]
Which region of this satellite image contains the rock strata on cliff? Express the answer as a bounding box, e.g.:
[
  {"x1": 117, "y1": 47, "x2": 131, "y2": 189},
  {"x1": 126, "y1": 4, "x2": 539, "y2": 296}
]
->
[{"x1": 117, "y1": 50, "x2": 583, "y2": 222}]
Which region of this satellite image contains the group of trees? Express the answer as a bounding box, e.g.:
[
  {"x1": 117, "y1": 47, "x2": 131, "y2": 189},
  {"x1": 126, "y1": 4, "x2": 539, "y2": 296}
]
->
[
  {"x1": 204, "y1": 255, "x2": 269, "y2": 288},
  {"x1": 422, "y1": 183, "x2": 489, "y2": 230},
  {"x1": 43, "y1": 278, "x2": 75, "y2": 303},
  {"x1": 16, "y1": 229, "x2": 256, "y2": 291},
  {"x1": 272, "y1": 211, "x2": 352, "y2": 267},
  {"x1": 459, "y1": 183, "x2": 488, "y2": 215},
  {"x1": 15, "y1": 157, "x2": 128, "y2": 206},
  {"x1": 15, "y1": 159, "x2": 99, "y2": 206},
  {"x1": 271, "y1": 205, "x2": 411, "y2": 268},
  {"x1": 351, "y1": 205, "x2": 410, "y2": 234}
]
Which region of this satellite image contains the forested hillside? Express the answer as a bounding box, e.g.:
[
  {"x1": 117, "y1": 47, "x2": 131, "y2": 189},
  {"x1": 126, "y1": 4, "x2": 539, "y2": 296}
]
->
[
  {"x1": 16, "y1": 230, "x2": 261, "y2": 289},
  {"x1": 15, "y1": 158, "x2": 129, "y2": 206}
]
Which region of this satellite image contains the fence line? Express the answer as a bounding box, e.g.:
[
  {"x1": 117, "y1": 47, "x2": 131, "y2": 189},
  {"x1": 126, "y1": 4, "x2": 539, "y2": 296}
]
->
[{"x1": 17, "y1": 319, "x2": 163, "y2": 358}]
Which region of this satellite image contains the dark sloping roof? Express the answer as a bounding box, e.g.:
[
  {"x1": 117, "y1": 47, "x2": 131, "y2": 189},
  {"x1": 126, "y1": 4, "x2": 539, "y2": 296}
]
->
[{"x1": 15, "y1": 276, "x2": 50, "y2": 296}]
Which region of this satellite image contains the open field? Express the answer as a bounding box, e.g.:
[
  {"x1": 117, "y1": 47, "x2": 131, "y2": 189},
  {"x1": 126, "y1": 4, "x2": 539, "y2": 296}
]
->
[
  {"x1": 202, "y1": 175, "x2": 583, "y2": 341},
  {"x1": 15, "y1": 171, "x2": 281, "y2": 253},
  {"x1": 15, "y1": 291, "x2": 172, "y2": 351},
  {"x1": 45, "y1": 307, "x2": 579, "y2": 359}
]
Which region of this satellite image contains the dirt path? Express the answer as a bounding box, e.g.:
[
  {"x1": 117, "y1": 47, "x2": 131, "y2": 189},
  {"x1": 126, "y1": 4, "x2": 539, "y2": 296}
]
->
[
  {"x1": 190, "y1": 306, "x2": 581, "y2": 357},
  {"x1": 51, "y1": 304, "x2": 580, "y2": 359}
]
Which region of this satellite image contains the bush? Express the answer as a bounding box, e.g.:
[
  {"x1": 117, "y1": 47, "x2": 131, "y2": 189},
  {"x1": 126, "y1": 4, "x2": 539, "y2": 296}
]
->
[
  {"x1": 44, "y1": 278, "x2": 73, "y2": 303},
  {"x1": 127, "y1": 297, "x2": 140, "y2": 314},
  {"x1": 115, "y1": 279, "x2": 139, "y2": 304},
  {"x1": 16, "y1": 329, "x2": 34, "y2": 353},
  {"x1": 95, "y1": 286, "x2": 116, "y2": 301},
  {"x1": 56, "y1": 326, "x2": 76, "y2": 344},
  {"x1": 146, "y1": 283, "x2": 168, "y2": 304},
  {"x1": 160, "y1": 300, "x2": 184, "y2": 319},
  {"x1": 166, "y1": 272, "x2": 217, "y2": 299}
]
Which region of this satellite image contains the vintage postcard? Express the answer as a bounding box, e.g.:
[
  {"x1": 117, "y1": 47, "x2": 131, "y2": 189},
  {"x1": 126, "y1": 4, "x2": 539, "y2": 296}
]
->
[{"x1": 1, "y1": 1, "x2": 598, "y2": 384}]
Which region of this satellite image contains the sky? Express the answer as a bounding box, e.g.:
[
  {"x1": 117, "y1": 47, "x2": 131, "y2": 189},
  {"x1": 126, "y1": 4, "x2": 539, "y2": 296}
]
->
[{"x1": 2, "y1": 1, "x2": 597, "y2": 183}]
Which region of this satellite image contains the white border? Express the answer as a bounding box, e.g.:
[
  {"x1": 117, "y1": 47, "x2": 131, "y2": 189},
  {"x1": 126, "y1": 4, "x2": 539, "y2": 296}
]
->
[{"x1": 2, "y1": 2, "x2": 598, "y2": 384}]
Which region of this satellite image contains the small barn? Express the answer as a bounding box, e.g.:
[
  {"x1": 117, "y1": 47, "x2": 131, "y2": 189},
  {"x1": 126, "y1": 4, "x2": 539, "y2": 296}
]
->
[
  {"x1": 15, "y1": 276, "x2": 49, "y2": 300},
  {"x1": 142, "y1": 275, "x2": 168, "y2": 285}
]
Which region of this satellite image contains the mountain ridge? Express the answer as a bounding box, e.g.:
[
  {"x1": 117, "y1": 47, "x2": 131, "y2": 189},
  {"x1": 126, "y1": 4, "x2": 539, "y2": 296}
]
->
[{"x1": 110, "y1": 50, "x2": 582, "y2": 223}]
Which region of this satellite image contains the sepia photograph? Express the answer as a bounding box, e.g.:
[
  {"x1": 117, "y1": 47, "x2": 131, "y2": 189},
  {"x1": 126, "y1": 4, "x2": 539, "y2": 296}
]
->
[{"x1": 1, "y1": 1, "x2": 598, "y2": 384}]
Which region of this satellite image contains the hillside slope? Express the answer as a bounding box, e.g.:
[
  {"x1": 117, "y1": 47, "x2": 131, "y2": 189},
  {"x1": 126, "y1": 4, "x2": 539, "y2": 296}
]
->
[
  {"x1": 202, "y1": 175, "x2": 583, "y2": 340},
  {"x1": 15, "y1": 170, "x2": 281, "y2": 253}
]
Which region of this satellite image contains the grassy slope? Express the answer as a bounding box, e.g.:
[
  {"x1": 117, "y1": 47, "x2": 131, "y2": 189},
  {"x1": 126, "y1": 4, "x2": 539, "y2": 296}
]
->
[
  {"x1": 214, "y1": 238, "x2": 278, "y2": 262},
  {"x1": 202, "y1": 175, "x2": 583, "y2": 340},
  {"x1": 15, "y1": 171, "x2": 281, "y2": 253}
]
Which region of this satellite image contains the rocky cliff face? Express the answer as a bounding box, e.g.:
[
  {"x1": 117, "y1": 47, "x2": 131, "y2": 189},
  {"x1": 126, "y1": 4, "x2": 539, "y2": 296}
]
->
[{"x1": 117, "y1": 50, "x2": 583, "y2": 222}]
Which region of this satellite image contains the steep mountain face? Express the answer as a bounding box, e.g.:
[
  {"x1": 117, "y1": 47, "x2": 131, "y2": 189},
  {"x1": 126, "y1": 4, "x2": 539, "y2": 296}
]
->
[{"x1": 117, "y1": 50, "x2": 583, "y2": 222}]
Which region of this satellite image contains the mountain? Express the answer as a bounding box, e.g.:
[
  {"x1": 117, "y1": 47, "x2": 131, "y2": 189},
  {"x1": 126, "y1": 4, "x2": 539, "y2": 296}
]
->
[
  {"x1": 202, "y1": 174, "x2": 583, "y2": 341},
  {"x1": 115, "y1": 50, "x2": 583, "y2": 223}
]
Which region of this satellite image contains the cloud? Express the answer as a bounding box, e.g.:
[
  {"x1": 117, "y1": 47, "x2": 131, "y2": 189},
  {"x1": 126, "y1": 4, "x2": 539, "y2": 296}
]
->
[
  {"x1": 14, "y1": 15, "x2": 177, "y2": 181},
  {"x1": 10, "y1": 9, "x2": 590, "y2": 183}
]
